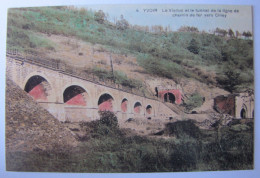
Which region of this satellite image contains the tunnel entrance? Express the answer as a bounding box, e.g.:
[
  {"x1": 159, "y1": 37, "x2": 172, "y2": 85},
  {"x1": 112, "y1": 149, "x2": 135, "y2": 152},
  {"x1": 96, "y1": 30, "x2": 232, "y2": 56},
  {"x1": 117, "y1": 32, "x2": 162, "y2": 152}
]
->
[
  {"x1": 164, "y1": 92, "x2": 175, "y2": 104},
  {"x1": 24, "y1": 75, "x2": 50, "y2": 101},
  {"x1": 98, "y1": 93, "x2": 114, "y2": 111},
  {"x1": 121, "y1": 98, "x2": 128, "y2": 112},
  {"x1": 146, "y1": 105, "x2": 152, "y2": 115},
  {"x1": 63, "y1": 85, "x2": 87, "y2": 106},
  {"x1": 134, "y1": 102, "x2": 142, "y2": 114}
]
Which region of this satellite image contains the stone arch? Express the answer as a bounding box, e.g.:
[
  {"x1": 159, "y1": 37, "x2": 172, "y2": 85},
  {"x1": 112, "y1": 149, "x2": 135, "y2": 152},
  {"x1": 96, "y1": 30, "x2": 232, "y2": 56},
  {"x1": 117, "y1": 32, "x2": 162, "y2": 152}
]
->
[
  {"x1": 23, "y1": 72, "x2": 53, "y2": 91},
  {"x1": 146, "y1": 105, "x2": 152, "y2": 115},
  {"x1": 98, "y1": 93, "x2": 114, "y2": 112},
  {"x1": 134, "y1": 101, "x2": 142, "y2": 114},
  {"x1": 240, "y1": 104, "x2": 247, "y2": 119},
  {"x1": 164, "y1": 92, "x2": 176, "y2": 104},
  {"x1": 24, "y1": 75, "x2": 52, "y2": 101},
  {"x1": 121, "y1": 98, "x2": 128, "y2": 113},
  {"x1": 63, "y1": 85, "x2": 89, "y2": 106},
  {"x1": 62, "y1": 82, "x2": 91, "y2": 103}
]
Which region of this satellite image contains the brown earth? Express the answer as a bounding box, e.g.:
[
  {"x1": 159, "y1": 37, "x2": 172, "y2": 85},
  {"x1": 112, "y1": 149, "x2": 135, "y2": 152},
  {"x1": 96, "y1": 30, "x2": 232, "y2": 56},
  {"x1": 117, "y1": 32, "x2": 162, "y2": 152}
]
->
[{"x1": 5, "y1": 76, "x2": 78, "y2": 152}]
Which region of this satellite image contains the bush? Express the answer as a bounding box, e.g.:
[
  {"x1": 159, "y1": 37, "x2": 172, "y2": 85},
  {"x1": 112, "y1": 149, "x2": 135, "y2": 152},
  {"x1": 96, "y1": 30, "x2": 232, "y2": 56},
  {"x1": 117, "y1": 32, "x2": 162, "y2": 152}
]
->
[
  {"x1": 165, "y1": 120, "x2": 202, "y2": 139},
  {"x1": 116, "y1": 15, "x2": 129, "y2": 30},
  {"x1": 187, "y1": 38, "x2": 200, "y2": 54},
  {"x1": 94, "y1": 10, "x2": 106, "y2": 24},
  {"x1": 216, "y1": 66, "x2": 241, "y2": 93},
  {"x1": 98, "y1": 111, "x2": 118, "y2": 128},
  {"x1": 85, "y1": 111, "x2": 122, "y2": 138},
  {"x1": 183, "y1": 92, "x2": 204, "y2": 111}
]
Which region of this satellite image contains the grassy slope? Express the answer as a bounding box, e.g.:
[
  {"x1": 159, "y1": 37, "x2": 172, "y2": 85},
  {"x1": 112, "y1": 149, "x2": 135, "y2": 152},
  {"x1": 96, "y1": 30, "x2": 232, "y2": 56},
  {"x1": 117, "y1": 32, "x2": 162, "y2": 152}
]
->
[{"x1": 6, "y1": 6, "x2": 254, "y2": 92}]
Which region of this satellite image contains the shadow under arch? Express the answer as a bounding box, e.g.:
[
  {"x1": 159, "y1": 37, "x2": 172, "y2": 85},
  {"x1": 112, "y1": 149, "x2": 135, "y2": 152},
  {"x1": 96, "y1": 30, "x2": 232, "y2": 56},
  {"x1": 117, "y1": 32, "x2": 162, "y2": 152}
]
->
[
  {"x1": 134, "y1": 101, "x2": 142, "y2": 114},
  {"x1": 98, "y1": 93, "x2": 114, "y2": 112},
  {"x1": 121, "y1": 98, "x2": 128, "y2": 112},
  {"x1": 63, "y1": 85, "x2": 88, "y2": 106},
  {"x1": 24, "y1": 75, "x2": 51, "y2": 101},
  {"x1": 146, "y1": 105, "x2": 152, "y2": 115}
]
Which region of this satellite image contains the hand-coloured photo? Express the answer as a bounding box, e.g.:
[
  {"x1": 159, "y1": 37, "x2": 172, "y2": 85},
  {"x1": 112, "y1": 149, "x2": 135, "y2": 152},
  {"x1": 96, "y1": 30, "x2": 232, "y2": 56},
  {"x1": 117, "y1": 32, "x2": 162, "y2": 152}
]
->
[{"x1": 5, "y1": 4, "x2": 254, "y2": 172}]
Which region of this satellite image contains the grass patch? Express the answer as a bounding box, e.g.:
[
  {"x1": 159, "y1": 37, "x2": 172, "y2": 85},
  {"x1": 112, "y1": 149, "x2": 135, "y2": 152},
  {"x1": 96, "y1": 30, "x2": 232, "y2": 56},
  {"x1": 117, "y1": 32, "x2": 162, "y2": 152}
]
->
[
  {"x1": 91, "y1": 66, "x2": 144, "y2": 90},
  {"x1": 182, "y1": 92, "x2": 204, "y2": 111}
]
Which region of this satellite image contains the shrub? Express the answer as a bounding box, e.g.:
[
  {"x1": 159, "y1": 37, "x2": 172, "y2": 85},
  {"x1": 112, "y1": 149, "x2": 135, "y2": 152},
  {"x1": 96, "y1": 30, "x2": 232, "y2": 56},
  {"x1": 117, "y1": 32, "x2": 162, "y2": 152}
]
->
[
  {"x1": 116, "y1": 15, "x2": 129, "y2": 30},
  {"x1": 98, "y1": 111, "x2": 118, "y2": 128},
  {"x1": 183, "y1": 92, "x2": 204, "y2": 111},
  {"x1": 216, "y1": 66, "x2": 241, "y2": 93},
  {"x1": 187, "y1": 38, "x2": 200, "y2": 54},
  {"x1": 165, "y1": 120, "x2": 202, "y2": 139},
  {"x1": 94, "y1": 10, "x2": 106, "y2": 24}
]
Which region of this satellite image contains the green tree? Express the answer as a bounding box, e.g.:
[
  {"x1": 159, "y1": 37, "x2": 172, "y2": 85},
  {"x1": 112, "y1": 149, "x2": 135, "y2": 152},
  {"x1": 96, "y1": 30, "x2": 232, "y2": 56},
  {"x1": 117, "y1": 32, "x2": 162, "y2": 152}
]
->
[
  {"x1": 242, "y1": 31, "x2": 252, "y2": 39},
  {"x1": 217, "y1": 67, "x2": 241, "y2": 93},
  {"x1": 94, "y1": 10, "x2": 106, "y2": 24},
  {"x1": 228, "y1": 29, "x2": 234, "y2": 38},
  {"x1": 215, "y1": 28, "x2": 227, "y2": 37},
  {"x1": 178, "y1": 26, "x2": 199, "y2": 33},
  {"x1": 183, "y1": 92, "x2": 204, "y2": 111},
  {"x1": 116, "y1": 15, "x2": 129, "y2": 30},
  {"x1": 235, "y1": 30, "x2": 241, "y2": 38},
  {"x1": 187, "y1": 39, "x2": 200, "y2": 54}
]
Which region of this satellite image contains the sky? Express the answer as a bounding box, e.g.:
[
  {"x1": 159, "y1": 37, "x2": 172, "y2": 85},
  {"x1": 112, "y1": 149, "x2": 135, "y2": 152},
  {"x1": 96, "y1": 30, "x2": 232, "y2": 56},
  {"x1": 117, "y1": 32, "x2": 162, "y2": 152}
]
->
[{"x1": 79, "y1": 4, "x2": 253, "y2": 33}]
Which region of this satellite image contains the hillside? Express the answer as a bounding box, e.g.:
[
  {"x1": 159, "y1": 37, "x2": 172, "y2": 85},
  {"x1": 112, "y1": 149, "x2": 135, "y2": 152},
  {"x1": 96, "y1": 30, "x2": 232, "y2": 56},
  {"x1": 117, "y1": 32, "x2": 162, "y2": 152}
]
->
[
  {"x1": 6, "y1": 6, "x2": 254, "y2": 100},
  {"x1": 5, "y1": 76, "x2": 78, "y2": 152}
]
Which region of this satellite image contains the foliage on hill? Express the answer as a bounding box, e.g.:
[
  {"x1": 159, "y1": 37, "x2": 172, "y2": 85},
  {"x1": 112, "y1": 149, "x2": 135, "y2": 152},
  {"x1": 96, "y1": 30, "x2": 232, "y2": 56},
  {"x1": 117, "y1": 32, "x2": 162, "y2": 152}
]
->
[
  {"x1": 91, "y1": 67, "x2": 143, "y2": 89},
  {"x1": 182, "y1": 92, "x2": 205, "y2": 111},
  {"x1": 7, "y1": 6, "x2": 254, "y2": 92}
]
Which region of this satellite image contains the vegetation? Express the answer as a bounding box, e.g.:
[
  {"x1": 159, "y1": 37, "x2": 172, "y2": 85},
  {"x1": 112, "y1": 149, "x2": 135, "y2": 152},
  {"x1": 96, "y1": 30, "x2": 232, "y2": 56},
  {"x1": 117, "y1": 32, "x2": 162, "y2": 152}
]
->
[
  {"x1": 216, "y1": 67, "x2": 241, "y2": 93},
  {"x1": 6, "y1": 112, "x2": 254, "y2": 172},
  {"x1": 6, "y1": 6, "x2": 254, "y2": 92},
  {"x1": 182, "y1": 92, "x2": 204, "y2": 111},
  {"x1": 187, "y1": 38, "x2": 200, "y2": 54},
  {"x1": 91, "y1": 66, "x2": 143, "y2": 89}
]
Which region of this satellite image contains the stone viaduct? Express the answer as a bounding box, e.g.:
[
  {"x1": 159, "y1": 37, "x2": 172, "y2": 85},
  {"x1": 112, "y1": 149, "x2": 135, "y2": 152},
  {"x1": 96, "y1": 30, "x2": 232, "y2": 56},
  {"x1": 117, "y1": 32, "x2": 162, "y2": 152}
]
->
[{"x1": 6, "y1": 52, "x2": 177, "y2": 123}]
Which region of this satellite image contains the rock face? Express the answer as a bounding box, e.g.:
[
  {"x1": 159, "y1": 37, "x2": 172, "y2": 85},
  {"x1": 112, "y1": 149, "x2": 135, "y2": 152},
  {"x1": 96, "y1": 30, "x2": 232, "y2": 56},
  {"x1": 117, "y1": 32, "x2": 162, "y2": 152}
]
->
[{"x1": 5, "y1": 76, "x2": 78, "y2": 152}]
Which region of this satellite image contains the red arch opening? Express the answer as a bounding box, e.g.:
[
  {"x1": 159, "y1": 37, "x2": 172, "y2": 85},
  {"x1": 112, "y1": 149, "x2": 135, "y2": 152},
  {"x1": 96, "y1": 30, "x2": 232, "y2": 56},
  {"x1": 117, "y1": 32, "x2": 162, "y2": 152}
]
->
[
  {"x1": 24, "y1": 75, "x2": 50, "y2": 101},
  {"x1": 134, "y1": 102, "x2": 142, "y2": 114},
  {"x1": 121, "y1": 98, "x2": 128, "y2": 112},
  {"x1": 98, "y1": 93, "x2": 114, "y2": 112},
  {"x1": 63, "y1": 85, "x2": 87, "y2": 106}
]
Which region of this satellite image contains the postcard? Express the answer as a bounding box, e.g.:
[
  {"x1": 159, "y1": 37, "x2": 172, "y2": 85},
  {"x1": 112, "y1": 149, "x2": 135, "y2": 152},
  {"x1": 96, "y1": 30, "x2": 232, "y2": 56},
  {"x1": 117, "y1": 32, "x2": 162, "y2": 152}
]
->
[{"x1": 5, "y1": 4, "x2": 254, "y2": 172}]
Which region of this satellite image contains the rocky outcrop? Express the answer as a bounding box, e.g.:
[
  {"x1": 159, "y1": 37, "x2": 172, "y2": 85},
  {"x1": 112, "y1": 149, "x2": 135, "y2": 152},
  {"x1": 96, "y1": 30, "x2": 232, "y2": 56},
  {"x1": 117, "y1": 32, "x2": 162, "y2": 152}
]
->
[{"x1": 5, "y1": 76, "x2": 78, "y2": 152}]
